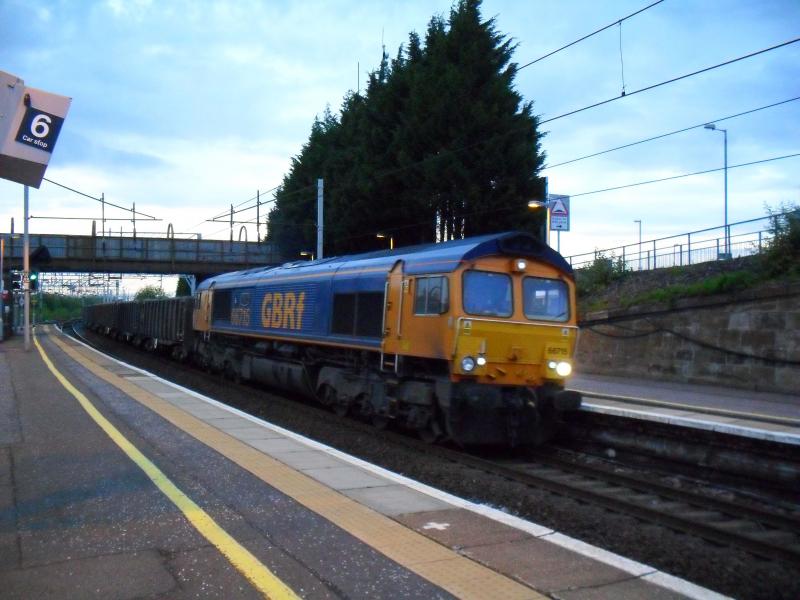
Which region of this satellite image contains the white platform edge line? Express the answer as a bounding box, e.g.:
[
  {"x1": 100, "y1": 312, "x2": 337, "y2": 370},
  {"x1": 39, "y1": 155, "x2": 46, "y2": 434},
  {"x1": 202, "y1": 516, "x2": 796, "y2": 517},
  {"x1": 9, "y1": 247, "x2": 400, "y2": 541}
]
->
[
  {"x1": 582, "y1": 402, "x2": 800, "y2": 445},
  {"x1": 59, "y1": 328, "x2": 731, "y2": 600}
]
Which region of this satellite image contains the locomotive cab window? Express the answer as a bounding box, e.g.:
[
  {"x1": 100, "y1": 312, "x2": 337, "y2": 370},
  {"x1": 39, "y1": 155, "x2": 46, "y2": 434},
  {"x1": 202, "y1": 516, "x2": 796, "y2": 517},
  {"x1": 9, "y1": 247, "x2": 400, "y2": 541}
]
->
[
  {"x1": 463, "y1": 271, "x2": 512, "y2": 317},
  {"x1": 414, "y1": 276, "x2": 449, "y2": 315},
  {"x1": 523, "y1": 277, "x2": 569, "y2": 322}
]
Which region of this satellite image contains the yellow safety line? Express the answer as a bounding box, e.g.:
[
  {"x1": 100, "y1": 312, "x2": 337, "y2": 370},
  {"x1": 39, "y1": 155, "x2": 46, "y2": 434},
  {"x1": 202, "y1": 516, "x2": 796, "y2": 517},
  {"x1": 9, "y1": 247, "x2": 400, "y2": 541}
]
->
[{"x1": 33, "y1": 332, "x2": 300, "y2": 600}]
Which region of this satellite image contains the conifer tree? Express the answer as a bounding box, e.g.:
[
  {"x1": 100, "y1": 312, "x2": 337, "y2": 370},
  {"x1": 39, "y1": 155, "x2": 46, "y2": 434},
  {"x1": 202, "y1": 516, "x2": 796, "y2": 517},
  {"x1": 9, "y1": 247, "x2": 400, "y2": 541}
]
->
[{"x1": 268, "y1": 0, "x2": 545, "y2": 257}]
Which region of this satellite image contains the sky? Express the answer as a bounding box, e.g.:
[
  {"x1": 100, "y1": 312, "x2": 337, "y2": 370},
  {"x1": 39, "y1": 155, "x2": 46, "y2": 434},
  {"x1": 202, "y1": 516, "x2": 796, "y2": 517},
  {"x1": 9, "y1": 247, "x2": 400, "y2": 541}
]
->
[{"x1": 1, "y1": 0, "x2": 799, "y2": 271}]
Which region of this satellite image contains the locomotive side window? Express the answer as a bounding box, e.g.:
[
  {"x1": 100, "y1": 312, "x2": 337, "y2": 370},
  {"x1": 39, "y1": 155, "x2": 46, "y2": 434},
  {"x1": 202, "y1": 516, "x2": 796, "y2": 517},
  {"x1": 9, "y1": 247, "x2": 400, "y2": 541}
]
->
[
  {"x1": 212, "y1": 289, "x2": 232, "y2": 322},
  {"x1": 332, "y1": 292, "x2": 384, "y2": 337},
  {"x1": 463, "y1": 271, "x2": 512, "y2": 317},
  {"x1": 414, "y1": 276, "x2": 449, "y2": 315},
  {"x1": 523, "y1": 277, "x2": 569, "y2": 322},
  {"x1": 332, "y1": 294, "x2": 356, "y2": 335}
]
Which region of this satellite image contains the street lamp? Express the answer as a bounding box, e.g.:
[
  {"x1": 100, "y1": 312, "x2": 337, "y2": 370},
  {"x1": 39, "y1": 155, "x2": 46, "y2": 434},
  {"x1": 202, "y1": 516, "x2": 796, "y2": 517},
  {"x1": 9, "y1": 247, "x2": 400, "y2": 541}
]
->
[
  {"x1": 527, "y1": 200, "x2": 551, "y2": 246},
  {"x1": 376, "y1": 233, "x2": 394, "y2": 250},
  {"x1": 634, "y1": 220, "x2": 642, "y2": 271},
  {"x1": 704, "y1": 123, "x2": 729, "y2": 258}
]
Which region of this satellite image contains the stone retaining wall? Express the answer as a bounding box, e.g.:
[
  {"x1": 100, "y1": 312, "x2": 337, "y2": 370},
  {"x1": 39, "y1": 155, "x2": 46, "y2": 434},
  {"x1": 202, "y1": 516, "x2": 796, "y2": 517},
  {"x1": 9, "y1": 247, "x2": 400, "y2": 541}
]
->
[{"x1": 576, "y1": 281, "x2": 800, "y2": 395}]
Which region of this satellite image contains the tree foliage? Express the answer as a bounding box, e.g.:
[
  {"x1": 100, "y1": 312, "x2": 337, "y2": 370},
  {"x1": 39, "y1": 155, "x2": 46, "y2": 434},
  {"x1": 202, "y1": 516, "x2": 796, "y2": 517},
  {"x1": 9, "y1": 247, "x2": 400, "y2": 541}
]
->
[
  {"x1": 176, "y1": 277, "x2": 192, "y2": 297},
  {"x1": 134, "y1": 285, "x2": 167, "y2": 301},
  {"x1": 267, "y1": 0, "x2": 545, "y2": 257}
]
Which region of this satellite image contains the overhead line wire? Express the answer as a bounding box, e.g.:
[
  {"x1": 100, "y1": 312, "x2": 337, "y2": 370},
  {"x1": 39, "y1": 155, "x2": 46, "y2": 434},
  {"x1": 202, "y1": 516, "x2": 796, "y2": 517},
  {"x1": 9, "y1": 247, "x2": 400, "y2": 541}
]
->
[
  {"x1": 286, "y1": 38, "x2": 799, "y2": 198},
  {"x1": 42, "y1": 177, "x2": 158, "y2": 219},
  {"x1": 569, "y1": 152, "x2": 800, "y2": 197},
  {"x1": 281, "y1": 152, "x2": 800, "y2": 245},
  {"x1": 545, "y1": 96, "x2": 800, "y2": 169},
  {"x1": 517, "y1": 0, "x2": 666, "y2": 71},
  {"x1": 539, "y1": 37, "x2": 800, "y2": 124},
  {"x1": 195, "y1": 37, "x2": 800, "y2": 238}
]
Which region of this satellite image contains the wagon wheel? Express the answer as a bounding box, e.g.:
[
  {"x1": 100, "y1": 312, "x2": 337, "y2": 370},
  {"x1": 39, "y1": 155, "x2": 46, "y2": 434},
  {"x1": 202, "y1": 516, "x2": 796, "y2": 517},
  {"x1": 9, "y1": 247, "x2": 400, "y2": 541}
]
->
[
  {"x1": 318, "y1": 384, "x2": 336, "y2": 407},
  {"x1": 334, "y1": 399, "x2": 350, "y2": 418},
  {"x1": 371, "y1": 415, "x2": 390, "y2": 430}
]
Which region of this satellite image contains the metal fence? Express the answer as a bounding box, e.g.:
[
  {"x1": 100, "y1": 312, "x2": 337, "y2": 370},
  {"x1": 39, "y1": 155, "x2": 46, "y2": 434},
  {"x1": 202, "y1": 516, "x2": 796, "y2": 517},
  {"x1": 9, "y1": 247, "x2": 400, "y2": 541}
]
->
[{"x1": 565, "y1": 213, "x2": 789, "y2": 272}]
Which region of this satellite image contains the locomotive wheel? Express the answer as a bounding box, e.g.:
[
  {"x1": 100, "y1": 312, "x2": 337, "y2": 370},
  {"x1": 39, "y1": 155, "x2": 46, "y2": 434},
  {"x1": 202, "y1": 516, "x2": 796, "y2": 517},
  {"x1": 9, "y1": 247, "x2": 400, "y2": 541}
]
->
[{"x1": 418, "y1": 425, "x2": 440, "y2": 444}]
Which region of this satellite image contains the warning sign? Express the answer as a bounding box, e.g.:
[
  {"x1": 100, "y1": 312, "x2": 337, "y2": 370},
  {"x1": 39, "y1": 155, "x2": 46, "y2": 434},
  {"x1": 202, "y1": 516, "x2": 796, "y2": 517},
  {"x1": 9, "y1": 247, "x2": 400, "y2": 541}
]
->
[{"x1": 548, "y1": 194, "x2": 570, "y2": 231}]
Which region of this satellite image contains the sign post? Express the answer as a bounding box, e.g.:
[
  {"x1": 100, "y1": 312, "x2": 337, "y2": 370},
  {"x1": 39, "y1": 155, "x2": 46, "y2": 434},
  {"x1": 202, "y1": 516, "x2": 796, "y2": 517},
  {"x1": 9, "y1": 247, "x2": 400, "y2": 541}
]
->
[
  {"x1": 547, "y1": 194, "x2": 570, "y2": 253},
  {"x1": 0, "y1": 70, "x2": 71, "y2": 349}
]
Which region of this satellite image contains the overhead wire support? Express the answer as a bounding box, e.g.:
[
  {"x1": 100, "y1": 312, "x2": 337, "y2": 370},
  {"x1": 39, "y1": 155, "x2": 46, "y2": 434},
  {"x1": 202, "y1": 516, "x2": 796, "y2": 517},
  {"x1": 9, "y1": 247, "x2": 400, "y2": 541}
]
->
[
  {"x1": 540, "y1": 37, "x2": 800, "y2": 125},
  {"x1": 517, "y1": 0, "x2": 665, "y2": 71},
  {"x1": 545, "y1": 96, "x2": 800, "y2": 169}
]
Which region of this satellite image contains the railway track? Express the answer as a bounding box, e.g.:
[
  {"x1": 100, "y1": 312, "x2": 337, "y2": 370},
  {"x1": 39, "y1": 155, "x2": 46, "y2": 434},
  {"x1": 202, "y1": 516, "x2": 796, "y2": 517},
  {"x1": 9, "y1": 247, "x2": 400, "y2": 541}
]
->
[
  {"x1": 65, "y1": 321, "x2": 800, "y2": 567},
  {"x1": 436, "y1": 445, "x2": 800, "y2": 566}
]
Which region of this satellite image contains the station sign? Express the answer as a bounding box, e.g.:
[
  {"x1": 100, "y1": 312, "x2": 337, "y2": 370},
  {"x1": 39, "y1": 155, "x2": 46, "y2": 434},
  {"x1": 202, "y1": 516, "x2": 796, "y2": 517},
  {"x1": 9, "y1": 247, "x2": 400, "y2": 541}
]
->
[
  {"x1": 548, "y1": 194, "x2": 570, "y2": 232},
  {"x1": 0, "y1": 70, "x2": 71, "y2": 188}
]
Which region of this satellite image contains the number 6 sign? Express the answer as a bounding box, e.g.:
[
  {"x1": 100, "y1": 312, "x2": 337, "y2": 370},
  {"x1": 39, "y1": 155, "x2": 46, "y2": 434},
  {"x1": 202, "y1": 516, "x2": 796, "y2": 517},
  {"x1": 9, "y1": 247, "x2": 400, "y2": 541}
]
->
[{"x1": 15, "y1": 106, "x2": 65, "y2": 153}]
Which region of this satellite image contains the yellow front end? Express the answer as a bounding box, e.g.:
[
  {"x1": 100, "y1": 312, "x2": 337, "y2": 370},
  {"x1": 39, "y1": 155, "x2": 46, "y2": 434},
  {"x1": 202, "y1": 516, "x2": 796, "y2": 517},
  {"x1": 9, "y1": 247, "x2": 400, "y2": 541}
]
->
[{"x1": 453, "y1": 317, "x2": 578, "y2": 386}]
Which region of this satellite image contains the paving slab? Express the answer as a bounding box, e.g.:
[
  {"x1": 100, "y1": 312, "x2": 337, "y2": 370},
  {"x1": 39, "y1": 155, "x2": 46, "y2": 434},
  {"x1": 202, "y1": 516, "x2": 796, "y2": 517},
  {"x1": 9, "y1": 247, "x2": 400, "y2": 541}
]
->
[
  {"x1": 303, "y1": 465, "x2": 395, "y2": 491},
  {"x1": 270, "y1": 450, "x2": 345, "y2": 470},
  {"x1": 343, "y1": 484, "x2": 452, "y2": 516},
  {"x1": 464, "y1": 536, "x2": 634, "y2": 593},
  {"x1": 397, "y1": 508, "x2": 531, "y2": 548},
  {"x1": 554, "y1": 575, "x2": 688, "y2": 599},
  {"x1": 225, "y1": 425, "x2": 289, "y2": 442},
  {"x1": 247, "y1": 429, "x2": 308, "y2": 455}
]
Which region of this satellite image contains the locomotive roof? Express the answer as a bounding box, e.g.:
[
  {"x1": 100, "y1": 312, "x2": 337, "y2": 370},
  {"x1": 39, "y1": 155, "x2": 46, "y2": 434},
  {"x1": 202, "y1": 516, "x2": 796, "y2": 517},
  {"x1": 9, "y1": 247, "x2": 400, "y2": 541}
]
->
[{"x1": 197, "y1": 231, "x2": 573, "y2": 291}]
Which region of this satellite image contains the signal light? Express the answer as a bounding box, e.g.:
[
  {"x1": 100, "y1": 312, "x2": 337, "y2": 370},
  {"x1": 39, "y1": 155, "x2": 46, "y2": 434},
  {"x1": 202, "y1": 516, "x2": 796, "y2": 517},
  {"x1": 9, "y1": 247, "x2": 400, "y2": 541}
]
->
[{"x1": 30, "y1": 271, "x2": 39, "y2": 291}]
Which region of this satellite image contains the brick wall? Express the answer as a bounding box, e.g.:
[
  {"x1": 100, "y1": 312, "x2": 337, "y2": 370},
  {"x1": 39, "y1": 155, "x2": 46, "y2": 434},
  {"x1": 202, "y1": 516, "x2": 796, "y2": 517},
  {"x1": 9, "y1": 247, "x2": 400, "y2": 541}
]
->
[{"x1": 576, "y1": 281, "x2": 800, "y2": 395}]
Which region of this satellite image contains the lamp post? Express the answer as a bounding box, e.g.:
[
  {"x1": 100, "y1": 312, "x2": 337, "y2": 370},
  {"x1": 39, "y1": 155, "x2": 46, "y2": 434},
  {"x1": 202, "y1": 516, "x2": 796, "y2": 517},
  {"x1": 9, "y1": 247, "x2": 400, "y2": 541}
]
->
[
  {"x1": 376, "y1": 233, "x2": 394, "y2": 250},
  {"x1": 527, "y1": 200, "x2": 551, "y2": 246},
  {"x1": 704, "y1": 123, "x2": 729, "y2": 258},
  {"x1": 634, "y1": 219, "x2": 642, "y2": 271}
]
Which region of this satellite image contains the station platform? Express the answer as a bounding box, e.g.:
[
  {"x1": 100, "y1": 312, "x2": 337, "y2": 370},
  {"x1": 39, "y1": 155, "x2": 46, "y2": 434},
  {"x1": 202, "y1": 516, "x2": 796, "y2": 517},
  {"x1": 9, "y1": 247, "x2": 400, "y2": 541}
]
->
[
  {"x1": 0, "y1": 327, "x2": 727, "y2": 600},
  {"x1": 570, "y1": 373, "x2": 800, "y2": 446}
]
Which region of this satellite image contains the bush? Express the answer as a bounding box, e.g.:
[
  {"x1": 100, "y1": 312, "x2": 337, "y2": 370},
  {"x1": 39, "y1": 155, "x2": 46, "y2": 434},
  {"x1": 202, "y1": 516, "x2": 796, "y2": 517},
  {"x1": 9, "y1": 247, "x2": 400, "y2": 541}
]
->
[
  {"x1": 761, "y1": 203, "x2": 800, "y2": 278},
  {"x1": 576, "y1": 252, "x2": 629, "y2": 298}
]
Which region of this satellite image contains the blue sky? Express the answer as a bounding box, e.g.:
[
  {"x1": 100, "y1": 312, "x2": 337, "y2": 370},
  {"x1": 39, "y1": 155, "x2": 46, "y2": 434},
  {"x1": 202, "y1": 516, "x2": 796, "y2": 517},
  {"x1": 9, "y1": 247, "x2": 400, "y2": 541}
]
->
[{"x1": 1, "y1": 0, "x2": 798, "y2": 262}]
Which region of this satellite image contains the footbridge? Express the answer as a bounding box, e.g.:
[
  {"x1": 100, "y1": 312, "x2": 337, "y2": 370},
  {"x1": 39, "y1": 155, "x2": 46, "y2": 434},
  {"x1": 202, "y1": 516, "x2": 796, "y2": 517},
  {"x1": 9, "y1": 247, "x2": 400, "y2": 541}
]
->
[{"x1": 1, "y1": 232, "x2": 285, "y2": 277}]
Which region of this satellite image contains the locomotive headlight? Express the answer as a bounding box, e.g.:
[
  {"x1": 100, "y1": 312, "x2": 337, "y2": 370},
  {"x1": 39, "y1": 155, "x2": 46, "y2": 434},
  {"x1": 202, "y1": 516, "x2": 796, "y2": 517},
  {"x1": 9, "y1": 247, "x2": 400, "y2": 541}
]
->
[
  {"x1": 548, "y1": 361, "x2": 557, "y2": 370},
  {"x1": 512, "y1": 258, "x2": 527, "y2": 272},
  {"x1": 461, "y1": 356, "x2": 476, "y2": 372},
  {"x1": 555, "y1": 361, "x2": 572, "y2": 377},
  {"x1": 476, "y1": 355, "x2": 487, "y2": 367}
]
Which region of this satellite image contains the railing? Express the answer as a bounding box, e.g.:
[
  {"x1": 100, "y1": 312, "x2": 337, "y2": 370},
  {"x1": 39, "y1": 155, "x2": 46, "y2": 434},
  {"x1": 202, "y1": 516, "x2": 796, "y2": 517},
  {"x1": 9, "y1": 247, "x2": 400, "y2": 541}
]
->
[{"x1": 565, "y1": 214, "x2": 787, "y2": 272}]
